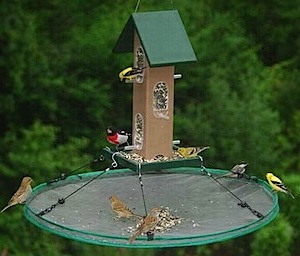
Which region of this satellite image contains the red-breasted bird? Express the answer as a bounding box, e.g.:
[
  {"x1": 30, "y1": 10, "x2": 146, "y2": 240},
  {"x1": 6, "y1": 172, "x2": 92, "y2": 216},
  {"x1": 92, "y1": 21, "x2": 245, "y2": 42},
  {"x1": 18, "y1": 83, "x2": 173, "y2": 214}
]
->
[
  {"x1": 266, "y1": 172, "x2": 295, "y2": 198},
  {"x1": 217, "y1": 162, "x2": 248, "y2": 179},
  {"x1": 1, "y1": 176, "x2": 33, "y2": 213},
  {"x1": 128, "y1": 208, "x2": 161, "y2": 244},
  {"x1": 106, "y1": 127, "x2": 130, "y2": 146}
]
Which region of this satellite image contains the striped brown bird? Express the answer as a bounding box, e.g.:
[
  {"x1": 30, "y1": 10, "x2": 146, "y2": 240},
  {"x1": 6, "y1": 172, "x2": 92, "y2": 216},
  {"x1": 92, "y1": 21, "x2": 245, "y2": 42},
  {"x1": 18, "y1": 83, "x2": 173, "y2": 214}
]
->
[
  {"x1": 109, "y1": 195, "x2": 142, "y2": 219},
  {"x1": 1, "y1": 176, "x2": 33, "y2": 213},
  {"x1": 128, "y1": 207, "x2": 161, "y2": 243}
]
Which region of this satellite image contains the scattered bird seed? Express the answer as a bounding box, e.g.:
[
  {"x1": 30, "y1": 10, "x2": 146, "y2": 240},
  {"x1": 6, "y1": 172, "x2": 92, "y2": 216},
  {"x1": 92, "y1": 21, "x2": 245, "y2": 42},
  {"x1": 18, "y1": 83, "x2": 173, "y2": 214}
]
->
[
  {"x1": 125, "y1": 207, "x2": 183, "y2": 234},
  {"x1": 119, "y1": 151, "x2": 184, "y2": 164}
]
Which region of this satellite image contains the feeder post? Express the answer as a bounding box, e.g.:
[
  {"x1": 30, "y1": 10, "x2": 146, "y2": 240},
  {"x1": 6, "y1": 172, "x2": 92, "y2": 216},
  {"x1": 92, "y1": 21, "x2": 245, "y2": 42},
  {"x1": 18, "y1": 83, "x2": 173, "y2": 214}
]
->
[{"x1": 132, "y1": 32, "x2": 174, "y2": 159}]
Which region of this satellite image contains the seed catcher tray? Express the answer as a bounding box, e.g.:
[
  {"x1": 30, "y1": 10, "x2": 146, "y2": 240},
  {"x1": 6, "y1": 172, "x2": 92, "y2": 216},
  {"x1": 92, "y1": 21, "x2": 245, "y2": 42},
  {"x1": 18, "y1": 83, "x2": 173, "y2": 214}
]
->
[
  {"x1": 24, "y1": 167, "x2": 278, "y2": 248},
  {"x1": 101, "y1": 147, "x2": 205, "y2": 172}
]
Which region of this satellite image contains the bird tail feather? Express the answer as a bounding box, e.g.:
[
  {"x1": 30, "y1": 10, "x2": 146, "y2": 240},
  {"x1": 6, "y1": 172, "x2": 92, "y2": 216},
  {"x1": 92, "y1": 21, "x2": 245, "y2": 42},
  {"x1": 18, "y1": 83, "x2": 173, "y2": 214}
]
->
[
  {"x1": 216, "y1": 173, "x2": 232, "y2": 179},
  {"x1": 1, "y1": 204, "x2": 14, "y2": 213},
  {"x1": 128, "y1": 230, "x2": 140, "y2": 244},
  {"x1": 288, "y1": 191, "x2": 295, "y2": 199}
]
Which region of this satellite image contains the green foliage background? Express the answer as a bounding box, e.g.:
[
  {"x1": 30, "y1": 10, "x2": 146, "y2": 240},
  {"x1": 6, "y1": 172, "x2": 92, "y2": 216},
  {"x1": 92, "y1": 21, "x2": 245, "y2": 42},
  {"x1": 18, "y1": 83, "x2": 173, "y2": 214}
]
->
[{"x1": 0, "y1": 0, "x2": 299, "y2": 255}]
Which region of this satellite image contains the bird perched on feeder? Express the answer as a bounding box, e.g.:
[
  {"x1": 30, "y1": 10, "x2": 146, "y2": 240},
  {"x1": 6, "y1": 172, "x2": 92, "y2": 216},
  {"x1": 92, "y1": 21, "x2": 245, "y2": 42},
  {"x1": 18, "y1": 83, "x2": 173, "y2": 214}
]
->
[
  {"x1": 106, "y1": 126, "x2": 130, "y2": 146},
  {"x1": 266, "y1": 173, "x2": 295, "y2": 199},
  {"x1": 217, "y1": 162, "x2": 248, "y2": 179},
  {"x1": 176, "y1": 146, "x2": 209, "y2": 158},
  {"x1": 119, "y1": 67, "x2": 143, "y2": 82},
  {"x1": 128, "y1": 207, "x2": 162, "y2": 244},
  {"x1": 1, "y1": 176, "x2": 33, "y2": 213},
  {"x1": 109, "y1": 195, "x2": 142, "y2": 219}
]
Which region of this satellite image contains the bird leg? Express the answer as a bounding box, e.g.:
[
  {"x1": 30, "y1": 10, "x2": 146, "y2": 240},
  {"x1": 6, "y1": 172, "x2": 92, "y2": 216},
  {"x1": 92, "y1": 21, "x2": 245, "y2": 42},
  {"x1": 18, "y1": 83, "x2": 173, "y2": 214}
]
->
[{"x1": 147, "y1": 231, "x2": 155, "y2": 241}]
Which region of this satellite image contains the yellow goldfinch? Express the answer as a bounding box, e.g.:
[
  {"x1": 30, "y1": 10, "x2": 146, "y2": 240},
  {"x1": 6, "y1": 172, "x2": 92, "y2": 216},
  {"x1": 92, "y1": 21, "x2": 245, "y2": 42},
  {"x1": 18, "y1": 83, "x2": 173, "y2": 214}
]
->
[
  {"x1": 266, "y1": 173, "x2": 295, "y2": 199},
  {"x1": 1, "y1": 176, "x2": 33, "y2": 213},
  {"x1": 177, "y1": 146, "x2": 209, "y2": 158},
  {"x1": 119, "y1": 67, "x2": 143, "y2": 82}
]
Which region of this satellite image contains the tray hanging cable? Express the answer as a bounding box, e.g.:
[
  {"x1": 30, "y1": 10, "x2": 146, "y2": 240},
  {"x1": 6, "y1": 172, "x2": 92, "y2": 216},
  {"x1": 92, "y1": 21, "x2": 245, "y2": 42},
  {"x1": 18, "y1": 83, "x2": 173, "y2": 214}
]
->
[
  {"x1": 137, "y1": 163, "x2": 148, "y2": 216},
  {"x1": 197, "y1": 156, "x2": 264, "y2": 219},
  {"x1": 36, "y1": 153, "x2": 119, "y2": 217},
  {"x1": 46, "y1": 155, "x2": 105, "y2": 185},
  {"x1": 37, "y1": 168, "x2": 109, "y2": 216}
]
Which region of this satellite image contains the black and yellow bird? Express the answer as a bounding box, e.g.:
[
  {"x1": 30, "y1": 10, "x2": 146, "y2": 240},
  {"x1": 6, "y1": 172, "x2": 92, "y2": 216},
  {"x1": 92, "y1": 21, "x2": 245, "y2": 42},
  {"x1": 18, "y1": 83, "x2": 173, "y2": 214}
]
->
[
  {"x1": 119, "y1": 67, "x2": 143, "y2": 82},
  {"x1": 266, "y1": 173, "x2": 295, "y2": 198},
  {"x1": 176, "y1": 146, "x2": 209, "y2": 158}
]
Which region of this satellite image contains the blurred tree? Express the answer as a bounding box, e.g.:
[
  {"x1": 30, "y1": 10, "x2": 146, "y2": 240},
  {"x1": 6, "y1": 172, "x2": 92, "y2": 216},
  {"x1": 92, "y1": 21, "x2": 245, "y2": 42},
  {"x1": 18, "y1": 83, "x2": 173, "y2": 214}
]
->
[
  {"x1": 0, "y1": 211, "x2": 67, "y2": 256},
  {"x1": 274, "y1": 174, "x2": 300, "y2": 256},
  {"x1": 269, "y1": 62, "x2": 300, "y2": 172},
  {"x1": 174, "y1": 12, "x2": 282, "y2": 173},
  {"x1": 209, "y1": 0, "x2": 300, "y2": 65},
  {"x1": 0, "y1": 0, "x2": 299, "y2": 255},
  {"x1": 0, "y1": 122, "x2": 93, "y2": 255},
  {"x1": 0, "y1": 0, "x2": 49, "y2": 133},
  {"x1": 250, "y1": 214, "x2": 293, "y2": 256},
  {"x1": 0, "y1": 121, "x2": 90, "y2": 180}
]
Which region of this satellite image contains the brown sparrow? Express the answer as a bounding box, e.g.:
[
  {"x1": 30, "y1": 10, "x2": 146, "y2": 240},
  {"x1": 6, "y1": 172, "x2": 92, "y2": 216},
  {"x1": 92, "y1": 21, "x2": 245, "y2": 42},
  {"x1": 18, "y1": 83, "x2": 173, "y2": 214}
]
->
[
  {"x1": 1, "y1": 177, "x2": 33, "y2": 213},
  {"x1": 109, "y1": 195, "x2": 142, "y2": 219},
  {"x1": 128, "y1": 207, "x2": 161, "y2": 243}
]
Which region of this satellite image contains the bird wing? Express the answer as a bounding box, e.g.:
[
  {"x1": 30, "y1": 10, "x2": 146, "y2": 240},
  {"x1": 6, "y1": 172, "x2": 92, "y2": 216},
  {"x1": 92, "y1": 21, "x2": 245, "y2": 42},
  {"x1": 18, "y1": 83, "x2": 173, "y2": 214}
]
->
[
  {"x1": 112, "y1": 199, "x2": 138, "y2": 217},
  {"x1": 230, "y1": 165, "x2": 245, "y2": 174},
  {"x1": 117, "y1": 203, "x2": 133, "y2": 214},
  {"x1": 177, "y1": 148, "x2": 197, "y2": 157},
  {"x1": 126, "y1": 68, "x2": 142, "y2": 76},
  {"x1": 17, "y1": 185, "x2": 32, "y2": 204},
  {"x1": 272, "y1": 180, "x2": 288, "y2": 191},
  {"x1": 178, "y1": 146, "x2": 209, "y2": 158},
  {"x1": 7, "y1": 194, "x2": 18, "y2": 206}
]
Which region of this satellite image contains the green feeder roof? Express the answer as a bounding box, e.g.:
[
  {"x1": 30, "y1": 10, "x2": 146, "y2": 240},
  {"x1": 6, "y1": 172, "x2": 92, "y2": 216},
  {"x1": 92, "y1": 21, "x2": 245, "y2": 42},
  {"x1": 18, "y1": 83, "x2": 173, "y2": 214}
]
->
[{"x1": 113, "y1": 10, "x2": 197, "y2": 67}]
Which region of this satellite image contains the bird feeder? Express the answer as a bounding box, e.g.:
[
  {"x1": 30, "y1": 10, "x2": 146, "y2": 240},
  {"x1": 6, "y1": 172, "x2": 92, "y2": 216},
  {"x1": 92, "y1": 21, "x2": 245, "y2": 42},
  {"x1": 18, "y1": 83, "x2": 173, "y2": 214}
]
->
[
  {"x1": 114, "y1": 10, "x2": 197, "y2": 159},
  {"x1": 24, "y1": 10, "x2": 279, "y2": 249}
]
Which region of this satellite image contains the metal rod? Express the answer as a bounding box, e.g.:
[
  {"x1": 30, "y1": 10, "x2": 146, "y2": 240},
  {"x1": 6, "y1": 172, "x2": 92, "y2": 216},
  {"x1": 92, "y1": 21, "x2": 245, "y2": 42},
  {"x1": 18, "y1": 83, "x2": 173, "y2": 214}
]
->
[{"x1": 174, "y1": 74, "x2": 182, "y2": 79}]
